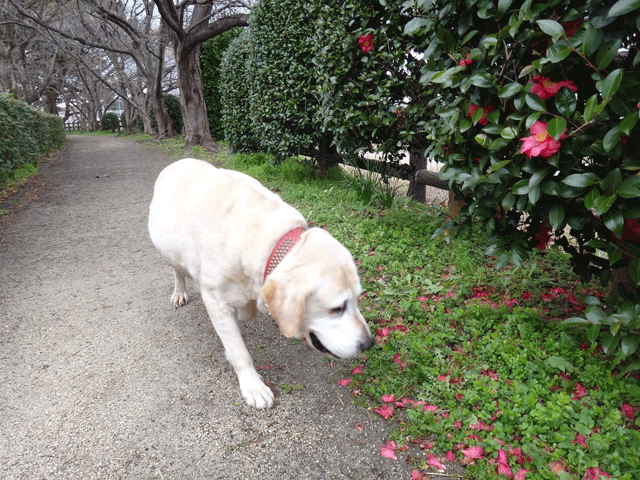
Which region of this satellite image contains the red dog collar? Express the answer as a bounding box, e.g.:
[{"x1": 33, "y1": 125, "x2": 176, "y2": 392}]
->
[{"x1": 264, "y1": 227, "x2": 306, "y2": 282}]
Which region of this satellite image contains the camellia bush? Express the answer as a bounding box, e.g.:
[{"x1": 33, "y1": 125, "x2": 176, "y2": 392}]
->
[
  {"x1": 400, "y1": 0, "x2": 640, "y2": 358},
  {"x1": 313, "y1": 0, "x2": 434, "y2": 200}
]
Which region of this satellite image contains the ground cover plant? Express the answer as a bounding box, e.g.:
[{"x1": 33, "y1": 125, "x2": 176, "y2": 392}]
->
[{"x1": 223, "y1": 152, "x2": 640, "y2": 480}]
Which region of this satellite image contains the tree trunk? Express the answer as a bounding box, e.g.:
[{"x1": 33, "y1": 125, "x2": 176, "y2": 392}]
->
[
  {"x1": 175, "y1": 42, "x2": 218, "y2": 152},
  {"x1": 150, "y1": 92, "x2": 177, "y2": 140},
  {"x1": 406, "y1": 146, "x2": 427, "y2": 203},
  {"x1": 415, "y1": 169, "x2": 449, "y2": 190}
]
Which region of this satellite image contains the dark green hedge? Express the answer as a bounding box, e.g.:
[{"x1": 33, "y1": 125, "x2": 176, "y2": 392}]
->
[
  {"x1": 0, "y1": 93, "x2": 65, "y2": 182},
  {"x1": 201, "y1": 28, "x2": 242, "y2": 142}
]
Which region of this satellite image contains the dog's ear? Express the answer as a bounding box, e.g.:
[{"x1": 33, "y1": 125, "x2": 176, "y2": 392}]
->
[{"x1": 262, "y1": 278, "x2": 309, "y2": 337}]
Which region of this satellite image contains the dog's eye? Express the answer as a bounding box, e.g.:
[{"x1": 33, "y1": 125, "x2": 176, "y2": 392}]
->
[{"x1": 329, "y1": 301, "x2": 347, "y2": 315}]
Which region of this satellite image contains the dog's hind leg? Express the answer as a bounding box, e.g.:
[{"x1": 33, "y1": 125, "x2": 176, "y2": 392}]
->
[
  {"x1": 171, "y1": 268, "x2": 189, "y2": 307},
  {"x1": 201, "y1": 290, "x2": 274, "y2": 409}
]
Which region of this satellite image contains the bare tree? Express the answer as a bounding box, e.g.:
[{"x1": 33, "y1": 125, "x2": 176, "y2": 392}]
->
[
  {"x1": 153, "y1": 0, "x2": 250, "y2": 151},
  {"x1": 4, "y1": 0, "x2": 179, "y2": 138}
]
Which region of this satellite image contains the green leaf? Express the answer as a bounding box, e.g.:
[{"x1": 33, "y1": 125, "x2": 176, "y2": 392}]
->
[
  {"x1": 562, "y1": 173, "x2": 600, "y2": 188},
  {"x1": 547, "y1": 117, "x2": 567, "y2": 141},
  {"x1": 460, "y1": 118, "x2": 473, "y2": 132},
  {"x1": 617, "y1": 175, "x2": 640, "y2": 198},
  {"x1": 608, "y1": 0, "x2": 640, "y2": 18},
  {"x1": 555, "y1": 87, "x2": 577, "y2": 116},
  {"x1": 405, "y1": 17, "x2": 429, "y2": 35},
  {"x1": 549, "y1": 204, "x2": 565, "y2": 229},
  {"x1": 525, "y1": 93, "x2": 546, "y2": 112},
  {"x1": 621, "y1": 335, "x2": 640, "y2": 357},
  {"x1": 529, "y1": 168, "x2": 548, "y2": 189},
  {"x1": 602, "y1": 168, "x2": 623, "y2": 196},
  {"x1": 604, "y1": 210, "x2": 624, "y2": 238},
  {"x1": 585, "y1": 188, "x2": 599, "y2": 210},
  {"x1": 500, "y1": 126, "x2": 517, "y2": 139},
  {"x1": 585, "y1": 305, "x2": 607, "y2": 324},
  {"x1": 547, "y1": 43, "x2": 572, "y2": 63},
  {"x1": 498, "y1": 82, "x2": 523, "y2": 98},
  {"x1": 536, "y1": 19, "x2": 564, "y2": 37},
  {"x1": 584, "y1": 94, "x2": 599, "y2": 122},
  {"x1": 596, "y1": 38, "x2": 623, "y2": 70},
  {"x1": 601, "y1": 332, "x2": 620, "y2": 354},
  {"x1": 629, "y1": 258, "x2": 640, "y2": 286},
  {"x1": 546, "y1": 356, "x2": 574, "y2": 373},
  {"x1": 512, "y1": 178, "x2": 530, "y2": 195},
  {"x1": 594, "y1": 195, "x2": 617, "y2": 215},
  {"x1": 619, "y1": 112, "x2": 639, "y2": 135},
  {"x1": 601, "y1": 68, "x2": 624, "y2": 99}
]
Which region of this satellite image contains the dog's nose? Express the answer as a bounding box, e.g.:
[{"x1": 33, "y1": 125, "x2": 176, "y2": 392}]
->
[{"x1": 359, "y1": 336, "x2": 375, "y2": 353}]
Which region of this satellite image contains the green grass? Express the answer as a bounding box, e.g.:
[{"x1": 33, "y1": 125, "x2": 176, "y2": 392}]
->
[
  {"x1": 0, "y1": 161, "x2": 38, "y2": 204},
  {"x1": 222, "y1": 152, "x2": 640, "y2": 480}
]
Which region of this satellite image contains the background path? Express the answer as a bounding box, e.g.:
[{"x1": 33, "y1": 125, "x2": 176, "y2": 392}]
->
[{"x1": 0, "y1": 136, "x2": 411, "y2": 479}]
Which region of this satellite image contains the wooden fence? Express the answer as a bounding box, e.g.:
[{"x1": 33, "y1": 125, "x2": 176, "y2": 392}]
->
[{"x1": 64, "y1": 121, "x2": 82, "y2": 132}]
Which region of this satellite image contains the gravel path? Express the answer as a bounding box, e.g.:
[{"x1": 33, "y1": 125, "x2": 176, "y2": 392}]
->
[{"x1": 0, "y1": 135, "x2": 412, "y2": 479}]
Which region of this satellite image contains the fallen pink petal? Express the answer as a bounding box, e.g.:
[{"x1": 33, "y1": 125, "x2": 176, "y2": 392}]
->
[
  {"x1": 375, "y1": 405, "x2": 395, "y2": 419},
  {"x1": 351, "y1": 365, "x2": 364, "y2": 375},
  {"x1": 514, "y1": 468, "x2": 530, "y2": 480},
  {"x1": 381, "y1": 393, "x2": 396, "y2": 403},
  {"x1": 461, "y1": 445, "x2": 484, "y2": 459},
  {"x1": 338, "y1": 378, "x2": 351, "y2": 386},
  {"x1": 427, "y1": 454, "x2": 445, "y2": 471}
]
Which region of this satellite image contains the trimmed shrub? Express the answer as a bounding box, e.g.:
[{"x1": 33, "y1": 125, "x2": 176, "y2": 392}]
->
[
  {"x1": 247, "y1": 0, "x2": 321, "y2": 162},
  {"x1": 0, "y1": 92, "x2": 64, "y2": 183},
  {"x1": 101, "y1": 112, "x2": 120, "y2": 132},
  {"x1": 201, "y1": 28, "x2": 242, "y2": 141},
  {"x1": 220, "y1": 30, "x2": 260, "y2": 153}
]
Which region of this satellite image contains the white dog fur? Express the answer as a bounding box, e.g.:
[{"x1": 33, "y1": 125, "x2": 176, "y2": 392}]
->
[{"x1": 148, "y1": 158, "x2": 374, "y2": 408}]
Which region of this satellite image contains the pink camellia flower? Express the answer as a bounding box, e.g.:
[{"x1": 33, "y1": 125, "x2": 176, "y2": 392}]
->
[
  {"x1": 520, "y1": 121, "x2": 566, "y2": 158},
  {"x1": 531, "y1": 75, "x2": 578, "y2": 100},
  {"x1": 467, "y1": 103, "x2": 494, "y2": 126},
  {"x1": 460, "y1": 53, "x2": 472, "y2": 67},
  {"x1": 358, "y1": 34, "x2": 374, "y2": 54}
]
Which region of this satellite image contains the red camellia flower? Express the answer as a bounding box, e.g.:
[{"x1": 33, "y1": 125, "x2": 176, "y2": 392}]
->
[
  {"x1": 358, "y1": 34, "x2": 374, "y2": 54},
  {"x1": 531, "y1": 75, "x2": 578, "y2": 100},
  {"x1": 467, "y1": 103, "x2": 494, "y2": 126},
  {"x1": 459, "y1": 53, "x2": 472, "y2": 67},
  {"x1": 520, "y1": 121, "x2": 566, "y2": 158},
  {"x1": 533, "y1": 220, "x2": 552, "y2": 251},
  {"x1": 562, "y1": 19, "x2": 582, "y2": 38}
]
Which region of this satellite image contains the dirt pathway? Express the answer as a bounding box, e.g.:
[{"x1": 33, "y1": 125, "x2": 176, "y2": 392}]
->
[{"x1": 0, "y1": 135, "x2": 411, "y2": 479}]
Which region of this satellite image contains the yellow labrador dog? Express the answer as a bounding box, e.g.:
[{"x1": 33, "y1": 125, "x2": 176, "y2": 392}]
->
[{"x1": 148, "y1": 158, "x2": 374, "y2": 408}]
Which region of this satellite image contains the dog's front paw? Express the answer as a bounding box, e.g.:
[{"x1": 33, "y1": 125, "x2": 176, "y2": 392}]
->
[
  {"x1": 238, "y1": 372, "x2": 275, "y2": 409},
  {"x1": 171, "y1": 291, "x2": 188, "y2": 307}
]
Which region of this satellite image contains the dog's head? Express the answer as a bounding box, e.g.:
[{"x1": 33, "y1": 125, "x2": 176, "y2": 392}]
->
[{"x1": 261, "y1": 228, "x2": 374, "y2": 358}]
